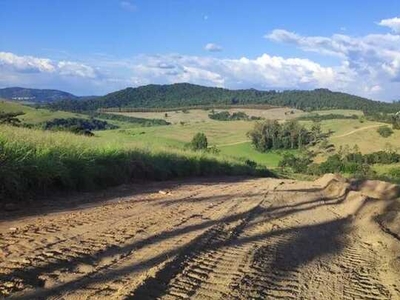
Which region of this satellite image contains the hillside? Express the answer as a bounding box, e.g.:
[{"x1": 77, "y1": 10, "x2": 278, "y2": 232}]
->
[
  {"x1": 0, "y1": 87, "x2": 78, "y2": 103},
  {"x1": 49, "y1": 83, "x2": 400, "y2": 113}
]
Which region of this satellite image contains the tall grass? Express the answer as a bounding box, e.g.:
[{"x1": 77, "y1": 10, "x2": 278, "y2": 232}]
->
[{"x1": 0, "y1": 126, "x2": 273, "y2": 201}]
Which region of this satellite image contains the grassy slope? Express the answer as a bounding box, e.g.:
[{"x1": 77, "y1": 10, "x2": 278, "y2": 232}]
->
[
  {"x1": 0, "y1": 125, "x2": 272, "y2": 201},
  {"x1": 0, "y1": 99, "x2": 84, "y2": 124},
  {"x1": 113, "y1": 107, "x2": 305, "y2": 124},
  {"x1": 218, "y1": 142, "x2": 293, "y2": 168}
]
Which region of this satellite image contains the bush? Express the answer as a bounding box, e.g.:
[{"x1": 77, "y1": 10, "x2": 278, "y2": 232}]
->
[
  {"x1": 209, "y1": 110, "x2": 262, "y2": 121},
  {"x1": 42, "y1": 118, "x2": 117, "y2": 134},
  {"x1": 377, "y1": 125, "x2": 393, "y2": 138},
  {"x1": 189, "y1": 132, "x2": 208, "y2": 151},
  {"x1": 279, "y1": 152, "x2": 313, "y2": 173}
]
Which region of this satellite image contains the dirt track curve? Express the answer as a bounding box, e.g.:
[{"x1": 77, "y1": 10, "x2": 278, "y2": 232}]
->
[{"x1": 1, "y1": 176, "x2": 399, "y2": 299}]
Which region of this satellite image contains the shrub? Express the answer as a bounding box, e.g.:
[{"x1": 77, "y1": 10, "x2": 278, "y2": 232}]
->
[
  {"x1": 377, "y1": 126, "x2": 393, "y2": 138},
  {"x1": 189, "y1": 132, "x2": 208, "y2": 151}
]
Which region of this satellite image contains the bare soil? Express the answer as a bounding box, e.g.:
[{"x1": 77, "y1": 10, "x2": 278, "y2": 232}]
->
[{"x1": 1, "y1": 176, "x2": 399, "y2": 299}]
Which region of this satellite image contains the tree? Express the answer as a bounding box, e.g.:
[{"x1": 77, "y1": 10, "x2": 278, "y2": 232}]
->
[
  {"x1": 190, "y1": 133, "x2": 208, "y2": 151},
  {"x1": 248, "y1": 120, "x2": 312, "y2": 152}
]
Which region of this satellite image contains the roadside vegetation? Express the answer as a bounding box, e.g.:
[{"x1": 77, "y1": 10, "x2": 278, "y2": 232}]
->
[{"x1": 0, "y1": 125, "x2": 273, "y2": 202}]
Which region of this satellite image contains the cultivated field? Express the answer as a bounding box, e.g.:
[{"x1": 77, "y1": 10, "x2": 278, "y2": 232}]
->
[{"x1": 1, "y1": 175, "x2": 399, "y2": 299}]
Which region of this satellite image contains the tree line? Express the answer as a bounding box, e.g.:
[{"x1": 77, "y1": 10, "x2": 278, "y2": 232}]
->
[
  {"x1": 247, "y1": 120, "x2": 322, "y2": 151},
  {"x1": 208, "y1": 110, "x2": 262, "y2": 121},
  {"x1": 47, "y1": 83, "x2": 400, "y2": 113}
]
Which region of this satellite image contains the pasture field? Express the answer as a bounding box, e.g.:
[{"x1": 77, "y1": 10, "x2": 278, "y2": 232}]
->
[
  {"x1": 112, "y1": 107, "x2": 304, "y2": 124},
  {"x1": 0, "y1": 100, "x2": 84, "y2": 124},
  {"x1": 3, "y1": 101, "x2": 400, "y2": 172}
]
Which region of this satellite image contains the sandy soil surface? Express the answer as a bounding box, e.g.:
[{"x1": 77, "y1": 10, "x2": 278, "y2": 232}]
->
[{"x1": 0, "y1": 176, "x2": 399, "y2": 299}]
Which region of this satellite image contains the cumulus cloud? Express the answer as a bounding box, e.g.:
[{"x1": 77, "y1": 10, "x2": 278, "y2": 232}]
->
[
  {"x1": 125, "y1": 53, "x2": 342, "y2": 91},
  {"x1": 0, "y1": 52, "x2": 104, "y2": 95},
  {"x1": 0, "y1": 52, "x2": 99, "y2": 79},
  {"x1": 204, "y1": 43, "x2": 223, "y2": 52},
  {"x1": 264, "y1": 22, "x2": 400, "y2": 99},
  {"x1": 378, "y1": 17, "x2": 400, "y2": 33},
  {"x1": 0, "y1": 52, "x2": 55, "y2": 73},
  {"x1": 2, "y1": 17, "x2": 400, "y2": 100}
]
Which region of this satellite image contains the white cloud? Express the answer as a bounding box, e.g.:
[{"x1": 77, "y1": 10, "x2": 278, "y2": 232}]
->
[
  {"x1": 0, "y1": 52, "x2": 98, "y2": 78},
  {"x1": 378, "y1": 17, "x2": 400, "y2": 33},
  {"x1": 204, "y1": 43, "x2": 223, "y2": 52},
  {"x1": 0, "y1": 52, "x2": 105, "y2": 95},
  {"x1": 264, "y1": 22, "x2": 400, "y2": 99},
  {"x1": 120, "y1": 1, "x2": 136, "y2": 12},
  {"x1": 125, "y1": 53, "x2": 341, "y2": 91},
  {"x1": 0, "y1": 52, "x2": 55, "y2": 73},
  {"x1": 2, "y1": 16, "x2": 400, "y2": 100}
]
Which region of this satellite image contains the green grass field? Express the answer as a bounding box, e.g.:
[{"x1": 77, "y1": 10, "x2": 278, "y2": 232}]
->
[
  {"x1": 0, "y1": 125, "x2": 273, "y2": 201},
  {"x1": 218, "y1": 142, "x2": 295, "y2": 168},
  {"x1": 0, "y1": 99, "x2": 85, "y2": 124},
  {"x1": 113, "y1": 107, "x2": 305, "y2": 125},
  {"x1": 3, "y1": 101, "x2": 399, "y2": 158}
]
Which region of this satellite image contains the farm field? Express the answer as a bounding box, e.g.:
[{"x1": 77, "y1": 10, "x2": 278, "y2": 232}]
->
[
  {"x1": 1, "y1": 175, "x2": 399, "y2": 299},
  {"x1": 3, "y1": 100, "x2": 399, "y2": 169},
  {"x1": 112, "y1": 107, "x2": 304, "y2": 124}
]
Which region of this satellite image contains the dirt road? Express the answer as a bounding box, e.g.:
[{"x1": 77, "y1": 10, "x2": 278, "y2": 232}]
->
[
  {"x1": 331, "y1": 125, "x2": 382, "y2": 139},
  {"x1": 1, "y1": 176, "x2": 399, "y2": 299}
]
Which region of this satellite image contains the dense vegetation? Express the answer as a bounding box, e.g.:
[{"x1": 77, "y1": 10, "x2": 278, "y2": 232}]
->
[
  {"x1": 208, "y1": 110, "x2": 262, "y2": 121},
  {"x1": 42, "y1": 118, "x2": 117, "y2": 134},
  {"x1": 248, "y1": 120, "x2": 318, "y2": 151},
  {"x1": 0, "y1": 111, "x2": 24, "y2": 126},
  {"x1": 0, "y1": 125, "x2": 273, "y2": 202},
  {"x1": 90, "y1": 112, "x2": 170, "y2": 126},
  {"x1": 280, "y1": 149, "x2": 400, "y2": 177},
  {"x1": 297, "y1": 113, "x2": 358, "y2": 122},
  {"x1": 0, "y1": 87, "x2": 78, "y2": 103},
  {"x1": 48, "y1": 83, "x2": 400, "y2": 113},
  {"x1": 189, "y1": 132, "x2": 208, "y2": 151},
  {"x1": 364, "y1": 111, "x2": 400, "y2": 128},
  {"x1": 377, "y1": 126, "x2": 394, "y2": 138}
]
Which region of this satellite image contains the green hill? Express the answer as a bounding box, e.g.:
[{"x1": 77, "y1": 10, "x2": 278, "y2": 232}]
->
[
  {"x1": 0, "y1": 87, "x2": 79, "y2": 103},
  {"x1": 49, "y1": 83, "x2": 400, "y2": 113}
]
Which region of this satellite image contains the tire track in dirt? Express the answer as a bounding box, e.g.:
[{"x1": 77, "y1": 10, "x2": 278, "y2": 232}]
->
[
  {"x1": 1, "y1": 177, "x2": 399, "y2": 299},
  {"x1": 128, "y1": 199, "x2": 265, "y2": 299},
  {"x1": 0, "y1": 183, "x2": 245, "y2": 297}
]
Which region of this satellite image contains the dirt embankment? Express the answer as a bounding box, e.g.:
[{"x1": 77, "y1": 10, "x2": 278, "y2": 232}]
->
[{"x1": 0, "y1": 175, "x2": 399, "y2": 299}]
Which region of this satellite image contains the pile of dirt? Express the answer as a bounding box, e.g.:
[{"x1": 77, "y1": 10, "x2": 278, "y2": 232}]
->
[
  {"x1": 352, "y1": 180, "x2": 400, "y2": 201},
  {"x1": 314, "y1": 173, "x2": 349, "y2": 198},
  {"x1": 377, "y1": 199, "x2": 400, "y2": 240}
]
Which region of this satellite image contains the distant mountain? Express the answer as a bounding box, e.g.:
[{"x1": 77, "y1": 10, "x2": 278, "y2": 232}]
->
[
  {"x1": 0, "y1": 87, "x2": 79, "y2": 103},
  {"x1": 48, "y1": 83, "x2": 400, "y2": 113}
]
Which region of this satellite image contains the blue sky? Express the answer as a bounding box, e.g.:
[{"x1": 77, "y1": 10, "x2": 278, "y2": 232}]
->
[{"x1": 1, "y1": 0, "x2": 399, "y2": 100}]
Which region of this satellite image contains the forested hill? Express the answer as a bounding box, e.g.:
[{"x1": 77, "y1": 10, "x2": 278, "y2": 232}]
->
[
  {"x1": 49, "y1": 83, "x2": 400, "y2": 113},
  {"x1": 0, "y1": 87, "x2": 78, "y2": 103}
]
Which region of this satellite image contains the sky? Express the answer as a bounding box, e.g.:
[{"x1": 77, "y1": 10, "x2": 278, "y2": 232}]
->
[{"x1": 0, "y1": 0, "x2": 399, "y2": 101}]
